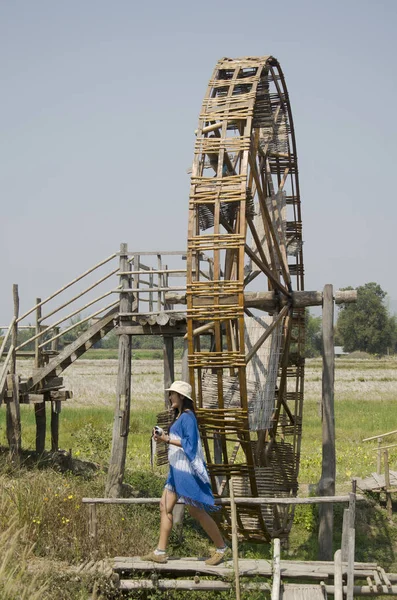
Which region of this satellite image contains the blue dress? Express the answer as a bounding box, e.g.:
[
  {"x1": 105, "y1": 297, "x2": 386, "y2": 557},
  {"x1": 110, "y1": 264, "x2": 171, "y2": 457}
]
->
[{"x1": 165, "y1": 410, "x2": 216, "y2": 511}]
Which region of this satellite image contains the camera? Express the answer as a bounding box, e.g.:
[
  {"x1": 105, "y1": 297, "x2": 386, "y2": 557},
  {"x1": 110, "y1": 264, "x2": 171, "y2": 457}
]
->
[{"x1": 154, "y1": 425, "x2": 163, "y2": 436}]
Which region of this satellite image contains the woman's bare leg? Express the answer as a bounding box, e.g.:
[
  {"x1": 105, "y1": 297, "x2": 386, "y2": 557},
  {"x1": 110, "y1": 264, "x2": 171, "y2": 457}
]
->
[
  {"x1": 157, "y1": 488, "x2": 178, "y2": 550},
  {"x1": 188, "y1": 505, "x2": 225, "y2": 548}
]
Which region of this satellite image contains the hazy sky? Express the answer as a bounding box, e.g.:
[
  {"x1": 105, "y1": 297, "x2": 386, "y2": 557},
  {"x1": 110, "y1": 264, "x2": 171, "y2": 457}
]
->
[{"x1": 1, "y1": 0, "x2": 397, "y2": 324}]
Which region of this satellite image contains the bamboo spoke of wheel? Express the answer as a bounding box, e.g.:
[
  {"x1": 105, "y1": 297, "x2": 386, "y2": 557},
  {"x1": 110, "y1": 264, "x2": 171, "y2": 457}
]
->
[
  {"x1": 244, "y1": 244, "x2": 290, "y2": 297},
  {"x1": 245, "y1": 305, "x2": 289, "y2": 364},
  {"x1": 271, "y1": 312, "x2": 293, "y2": 437},
  {"x1": 249, "y1": 154, "x2": 291, "y2": 290}
]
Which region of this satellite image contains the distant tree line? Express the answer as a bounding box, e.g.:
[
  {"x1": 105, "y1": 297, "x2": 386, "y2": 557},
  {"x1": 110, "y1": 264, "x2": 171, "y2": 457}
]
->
[
  {"x1": 305, "y1": 282, "x2": 397, "y2": 357},
  {"x1": 2, "y1": 282, "x2": 395, "y2": 358}
]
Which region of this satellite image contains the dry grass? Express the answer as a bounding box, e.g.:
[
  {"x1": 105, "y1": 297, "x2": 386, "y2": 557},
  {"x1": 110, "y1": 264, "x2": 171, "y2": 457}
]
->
[
  {"x1": 16, "y1": 355, "x2": 397, "y2": 407},
  {"x1": 305, "y1": 357, "x2": 397, "y2": 402},
  {"x1": 0, "y1": 517, "x2": 49, "y2": 600},
  {"x1": 16, "y1": 358, "x2": 184, "y2": 408}
]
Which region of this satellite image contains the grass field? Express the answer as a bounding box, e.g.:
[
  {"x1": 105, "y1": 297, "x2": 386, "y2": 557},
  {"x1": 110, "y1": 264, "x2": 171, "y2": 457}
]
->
[{"x1": 0, "y1": 355, "x2": 396, "y2": 598}]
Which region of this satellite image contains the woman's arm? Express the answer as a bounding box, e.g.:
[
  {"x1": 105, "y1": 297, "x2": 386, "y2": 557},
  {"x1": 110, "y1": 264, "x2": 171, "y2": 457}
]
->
[{"x1": 154, "y1": 430, "x2": 182, "y2": 447}]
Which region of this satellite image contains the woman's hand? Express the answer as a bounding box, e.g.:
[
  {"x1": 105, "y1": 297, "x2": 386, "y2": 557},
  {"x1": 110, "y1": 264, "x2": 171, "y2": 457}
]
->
[{"x1": 152, "y1": 428, "x2": 169, "y2": 444}]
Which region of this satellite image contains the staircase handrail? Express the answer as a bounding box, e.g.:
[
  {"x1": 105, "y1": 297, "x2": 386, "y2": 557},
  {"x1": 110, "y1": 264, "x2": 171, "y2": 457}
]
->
[
  {"x1": 363, "y1": 430, "x2": 397, "y2": 442},
  {"x1": 0, "y1": 345, "x2": 14, "y2": 403},
  {"x1": 7, "y1": 249, "x2": 188, "y2": 356},
  {"x1": 16, "y1": 291, "x2": 120, "y2": 351},
  {"x1": 37, "y1": 299, "x2": 119, "y2": 349},
  {"x1": 16, "y1": 253, "x2": 118, "y2": 324},
  {"x1": 0, "y1": 317, "x2": 16, "y2": 359}
]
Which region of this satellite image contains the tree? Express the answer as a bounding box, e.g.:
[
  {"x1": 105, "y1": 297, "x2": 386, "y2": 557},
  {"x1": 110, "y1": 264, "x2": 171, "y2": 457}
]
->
[
  {"x1": 305, "y1": 310, "x2": 322, "y2": 357},
  {"x1": 336, "y1": 282, "x2": 396, "y2": 355}
]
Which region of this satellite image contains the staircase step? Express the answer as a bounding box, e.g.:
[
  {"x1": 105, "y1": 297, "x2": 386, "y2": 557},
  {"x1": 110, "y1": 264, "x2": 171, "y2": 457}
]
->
[{"x1": 28, "y1": 307, "x2": 118, "y2": 391}]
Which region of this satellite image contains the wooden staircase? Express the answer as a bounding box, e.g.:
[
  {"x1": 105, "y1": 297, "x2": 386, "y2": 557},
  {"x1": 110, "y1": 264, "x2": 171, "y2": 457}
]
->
[{"x1": 27, "y1": 306, "x2": 118, "y2": 392}]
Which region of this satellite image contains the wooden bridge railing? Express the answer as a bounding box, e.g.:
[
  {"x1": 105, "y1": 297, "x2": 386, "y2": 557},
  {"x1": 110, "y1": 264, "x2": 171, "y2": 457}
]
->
[
  {"x1": 363, "y1": 430, "x2": 397, "y2": 519},
  {"x1": 82, "y1": 489, "x2": 362, "y2": 600}
]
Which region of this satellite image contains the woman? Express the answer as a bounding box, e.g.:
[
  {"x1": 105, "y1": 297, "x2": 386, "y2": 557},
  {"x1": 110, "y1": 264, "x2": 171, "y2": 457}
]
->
[{"x1": 141, "y1": 380, "x2": 230, "y2": 566}]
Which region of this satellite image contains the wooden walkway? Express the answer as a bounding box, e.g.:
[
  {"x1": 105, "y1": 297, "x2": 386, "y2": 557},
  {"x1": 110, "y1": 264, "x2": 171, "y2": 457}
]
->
[
  {"x1": 111, "y1": 556, "x2": 397, "y2": 596},
  {"x1": 356, "y1": 471, "x2": 397, "y2": 491},
  {"x1": 281, "y1": 584, "x2": 326, "y2": 599}
]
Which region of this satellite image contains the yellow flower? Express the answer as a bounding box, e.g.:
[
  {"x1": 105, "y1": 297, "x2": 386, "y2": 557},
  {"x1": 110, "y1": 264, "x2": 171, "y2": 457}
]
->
[{"x1": 68, "y1": 494, "x2": 74, "y2": 500}]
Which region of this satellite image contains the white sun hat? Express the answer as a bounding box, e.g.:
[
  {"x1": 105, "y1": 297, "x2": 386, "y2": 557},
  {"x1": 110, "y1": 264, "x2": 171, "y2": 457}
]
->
[{"x1": 165, "y1": 380, "x2": 193, "y2": 401}]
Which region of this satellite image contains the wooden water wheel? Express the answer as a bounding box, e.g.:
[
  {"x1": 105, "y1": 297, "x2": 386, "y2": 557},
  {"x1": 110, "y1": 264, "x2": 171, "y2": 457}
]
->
[{"x1": 186, "y1": 56, "x2": 304, "y2": 542}]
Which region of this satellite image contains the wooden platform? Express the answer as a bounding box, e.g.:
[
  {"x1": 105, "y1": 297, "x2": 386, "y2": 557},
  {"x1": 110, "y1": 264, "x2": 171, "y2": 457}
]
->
[{"x1": 356, "y1": 471, "x2": 397, "y2": 492}]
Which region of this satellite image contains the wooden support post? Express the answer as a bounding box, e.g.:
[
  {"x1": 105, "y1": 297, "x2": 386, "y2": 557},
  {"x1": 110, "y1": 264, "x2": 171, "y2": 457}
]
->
[
  {"x1": 34, "y1": 297, "x2": 47, "y2": 454},
  {"x1": 181, "y1": 339, "x2": 189, "y2": 382},
  {"x1": 50, "y1": 332, "x2": 60, "y2": 451},
  {"x1": 341, "y1": 508, "x2": 350, "y2": 562},
  {"x1": 35, "y1": 393, "x2": 47, "y2": 454},
  {"x1": 7, "y1": 285, "x2": 21, "y2": 459},
  {"x1": 172, "y1": 338, "x2": 189, "y2": 537},
  {"x1": 272, "y1": 538, "x2": 281, "y2": 600},
  {"x1": 346, "y1": 482, "x2": 356, "y2": 600},
  {"x1": 318, "y1": 284, "x2": 335, "y2": 560},
  {"x1": 7, "y1": 374, "x2": 21, "y2": 459},
  {"x1": 51, "y1": 400, "x2": 61, "y2": 451},
  {"x1": 384, "y1": 449, "x2": 392, "y2": 519},
  {"x1": 88, "y1": 503, "x2": 98, "y2": 544},
  {"x1": 334, "y1": 549, "x2": 343, "y2": 600},
  {"x1": 214, "y1": 433, "x2": 223, "y2": 492},
  {"x1": 377, "y1": 437, "x2": 382, "y2": 474},
  {"x1": 230, "y1": 478, "x2": 241, "y2": 600},
  {"x1": 106, "y1": 243, "x2": 132, "y2": 497},
  {"x1": 11, "y1": 285, "x2": 19, "y2": 374},
  {"x1": 163, "y1": 336, "x2": 174, "y2": 408}
]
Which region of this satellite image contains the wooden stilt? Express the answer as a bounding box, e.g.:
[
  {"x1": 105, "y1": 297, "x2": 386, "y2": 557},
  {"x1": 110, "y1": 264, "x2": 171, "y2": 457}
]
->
[
  {"x1": 181, "y1": 339, "x2": 189, "y2": 382},
  {"x1": 35, "y1": 396, "x2": 46, "y2": 454},
  {"x1": 50, "y1": 332, "x2": 60, "y2": 451},
  {"x1": 51, "y1": 400, "x2": 61, "y2": 451},
  {"x1": 7, "y1": 285, "x2": 21, "y2": 459},
  {"x1": 341, "y1": 508, "x2": 350, "y2": 562},
  {"x1": 106, "y1": 243, "x2": 132, "y2": 497},
  {"x1": 230, "y1": 478, "x2": 241, "y2": 600},
  {"x1": 163, "y1": 336, "x2": 174, "y2": 408},
  {"x1": 34, "y1": 297, "x2": 47, "y2": 455},
  {"x1": 334, "y1": 549, "x2": 343, "y2": 600},
  {"x1": 173, "y1": 337, "x2": 188, "y2": 540},
  {"x1": 89, "y1": 503, "x2": 98, "y2": 544},
  {"x1": 318, "y1": 284, "x2": 335, "y2": 560},
  {"x1": 272, "y1": 538, "x2": 281, "y2": 600},
  {"x1": 384, "y1": 450, "x2": 393, "y2": 519},
  {"x1": 7, "y1": 374, "x2": 21, "y2": 459}
]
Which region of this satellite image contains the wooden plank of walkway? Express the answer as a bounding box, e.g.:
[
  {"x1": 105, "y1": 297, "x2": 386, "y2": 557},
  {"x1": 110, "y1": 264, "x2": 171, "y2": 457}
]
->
[
  {"x1": 113, "y1": 556, "x2": 378, "y2": 580},
  {"x1": 281, "y1": 584, "x2": 326, "y2": 599},
  {"x1": 357, "y1": 471, "x2": 397, "y2": 491},
  {"x1": 119, "y1": 579, "x2": 272, "y2": 592}
]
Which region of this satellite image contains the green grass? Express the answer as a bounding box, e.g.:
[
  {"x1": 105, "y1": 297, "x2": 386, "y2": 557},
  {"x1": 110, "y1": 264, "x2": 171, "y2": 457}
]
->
[
  {"x1": 299, "y1": 398, "x2": 397, "y2": 484},
  {"x1": 0, "y1": 357, "x2": 397, "y2": 598}
]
